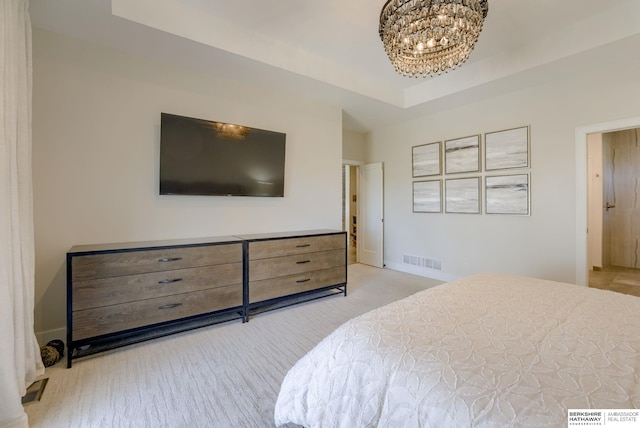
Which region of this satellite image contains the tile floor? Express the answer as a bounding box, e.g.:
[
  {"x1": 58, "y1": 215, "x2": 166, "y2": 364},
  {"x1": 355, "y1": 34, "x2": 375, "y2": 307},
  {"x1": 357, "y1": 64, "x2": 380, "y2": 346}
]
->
[
  {"x1": 348, "y1": 245, "x2": 356, "y2": 265},
  {"x1": 589, "y1": 266, "x2": 640, "y2": 297}
]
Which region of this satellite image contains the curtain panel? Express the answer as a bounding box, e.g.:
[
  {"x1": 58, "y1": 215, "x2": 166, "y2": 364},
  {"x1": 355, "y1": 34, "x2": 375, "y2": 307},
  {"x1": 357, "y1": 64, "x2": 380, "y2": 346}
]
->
[{"x1": 0, "y1": 0, "x2": 45, "y2": 427}]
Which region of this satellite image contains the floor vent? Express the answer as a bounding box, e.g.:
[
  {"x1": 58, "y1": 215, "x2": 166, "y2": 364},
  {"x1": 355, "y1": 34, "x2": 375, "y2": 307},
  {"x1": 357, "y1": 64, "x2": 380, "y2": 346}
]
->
[{"x1": 403, "y1": 254, "x2": 442, "y2": 270}]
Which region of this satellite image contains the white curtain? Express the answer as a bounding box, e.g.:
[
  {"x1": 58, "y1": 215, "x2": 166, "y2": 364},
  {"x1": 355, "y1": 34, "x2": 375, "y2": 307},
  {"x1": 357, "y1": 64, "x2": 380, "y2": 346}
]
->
[{"x1": 0, "y1": 1, "x2": 44, "y2": 427}]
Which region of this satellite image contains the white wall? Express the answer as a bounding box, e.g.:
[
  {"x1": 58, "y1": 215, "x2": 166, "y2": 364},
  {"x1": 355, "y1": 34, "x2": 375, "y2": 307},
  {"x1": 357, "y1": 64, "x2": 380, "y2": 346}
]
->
[
  {"x1": 342, "y1": 129, "x2": 368, "y2": 162},
  {"x1": 32, "y1": 29, "x2": 343, "y2": 339},
  {"x1": 367, "y1": 48, "x2": 640, "y2": 284}
]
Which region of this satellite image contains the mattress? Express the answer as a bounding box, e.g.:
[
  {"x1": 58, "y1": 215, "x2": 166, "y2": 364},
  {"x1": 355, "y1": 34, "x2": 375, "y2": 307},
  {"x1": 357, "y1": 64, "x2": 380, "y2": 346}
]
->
[{"x1": 274, "y1": 273, "x2": 640, "y2": 427}]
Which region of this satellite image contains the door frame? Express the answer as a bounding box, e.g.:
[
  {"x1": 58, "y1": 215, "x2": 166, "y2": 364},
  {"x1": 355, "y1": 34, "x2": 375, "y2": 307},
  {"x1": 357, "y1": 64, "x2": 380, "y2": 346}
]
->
[{"x1": 575, "y1": 115, "x2": 640, "y2": 286}]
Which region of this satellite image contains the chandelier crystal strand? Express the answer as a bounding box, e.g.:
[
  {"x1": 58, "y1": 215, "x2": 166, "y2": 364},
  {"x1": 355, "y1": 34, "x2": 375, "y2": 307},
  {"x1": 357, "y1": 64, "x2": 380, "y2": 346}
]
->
[{"x1": 379, "y1": 0, "x2": 488, "y2": 78}]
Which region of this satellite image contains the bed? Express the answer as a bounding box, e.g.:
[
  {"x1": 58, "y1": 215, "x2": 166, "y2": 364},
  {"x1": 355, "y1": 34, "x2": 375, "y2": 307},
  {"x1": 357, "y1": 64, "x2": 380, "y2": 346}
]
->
[{"x1": 274, "y1": 273, "x2": 640, "y2": 427}]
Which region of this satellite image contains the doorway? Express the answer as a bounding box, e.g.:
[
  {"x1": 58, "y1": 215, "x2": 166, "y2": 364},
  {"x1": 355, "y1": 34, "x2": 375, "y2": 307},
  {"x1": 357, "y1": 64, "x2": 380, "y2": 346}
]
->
[
  {"x1": 587, "y1": 128, "x2": 640, "y2": 296},
  {"x1": 342, "y1": 162, "x2": 385, "y2": 268},
  {"x1": 577, "y1": 116, "x2": 640, "y2": 286},
  {"x1": 587, "y1": 129, "x2": 640, "y2": 269},
  {"x1": 343, "y1": 164, "x2": 358, "y2": 265}
]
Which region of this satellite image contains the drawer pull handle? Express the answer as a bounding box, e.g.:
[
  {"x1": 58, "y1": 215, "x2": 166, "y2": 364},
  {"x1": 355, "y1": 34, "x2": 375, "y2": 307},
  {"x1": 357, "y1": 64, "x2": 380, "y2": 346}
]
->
[
  {"x1": 296, "y1": 244, "x2": 311, "y2": 248},
  {"x1": 158, "y1": 257, "x2": 182, "y2": 262},
  {"x1": 296, "y1": 260, "x2": 311, "y2": 264},
  {"x1": 296, "y1": 278, "x2": 311, "y2": 283},
  {"x1": 158, "y1": 278, "x2": 183, "y2": 284},
  {"x1": 158, "y1": 303, "x2": 182, "y2": 310}
]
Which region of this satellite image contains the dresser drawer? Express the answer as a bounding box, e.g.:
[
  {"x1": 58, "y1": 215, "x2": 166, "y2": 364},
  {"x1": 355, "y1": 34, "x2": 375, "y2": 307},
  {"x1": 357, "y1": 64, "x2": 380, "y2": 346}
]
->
[
  {"x1": 249, "y1": 249, "x2": 345, "y2": 281},
  {"x1": 249, "y1": 266, "x2": 346, "y2": 303},
  {"x1": 72, "y1": 243, "x2": 243, "y2": 280},
  {"x1": 72, "y1": 284, "x2": 243, "y2": 340},
  {"x1": 72, "y1": 262, "x2": 242, "y2": 311},
  {"x1": 248, "y1": 234, "x2": 345, "y2": 260}
]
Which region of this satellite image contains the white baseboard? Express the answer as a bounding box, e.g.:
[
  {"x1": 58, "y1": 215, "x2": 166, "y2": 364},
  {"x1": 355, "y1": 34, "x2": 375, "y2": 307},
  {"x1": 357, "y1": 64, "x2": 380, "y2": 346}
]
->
[
  {"x1": 384, "y1": 261, "x2": 459, "y2": 283},
  {"x1": 36, "y1": 327, "x2": 66, "y2": 348}
]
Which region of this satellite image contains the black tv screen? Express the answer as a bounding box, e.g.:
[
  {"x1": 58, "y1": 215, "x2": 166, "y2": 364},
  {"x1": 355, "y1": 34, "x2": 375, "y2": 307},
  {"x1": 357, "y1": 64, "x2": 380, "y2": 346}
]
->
[{"x1": 159, "y1": 113, "x2": 286, "y2": 197}]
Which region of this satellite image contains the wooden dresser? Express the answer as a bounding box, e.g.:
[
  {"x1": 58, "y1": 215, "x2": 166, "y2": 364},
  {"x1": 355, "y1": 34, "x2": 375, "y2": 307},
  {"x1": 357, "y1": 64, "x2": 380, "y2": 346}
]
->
[
  {"x1": 66, "y1": 236, "x2": 244, "y2": 367},
  {"x1": 239, "y1": 230, "x2": 347, "y2": 317},
  {"x1": 66, "y1": 230, "x2": 347, "y2": 367}
]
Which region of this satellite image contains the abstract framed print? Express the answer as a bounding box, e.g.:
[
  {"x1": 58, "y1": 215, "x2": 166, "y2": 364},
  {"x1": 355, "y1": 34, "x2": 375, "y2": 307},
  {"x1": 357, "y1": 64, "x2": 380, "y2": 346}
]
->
[
  {"x1": 444, "y1": 134, "x2": 480, "y2": 174},
  {"x1": 445, "y1": 177, "x2": 480, "y2": 214},
  {"x1": 412, "y1": 141, "x2": 441, "y2": 177},
  {"x1": 485, "y1": 173, "x2": 530, "y2": 215},
  {"x1": 413, "y1": 180, "x2": 442, "y2": 213},
  {"x1": 484, "y1": 125, "x2": 529, "y2": 171}
]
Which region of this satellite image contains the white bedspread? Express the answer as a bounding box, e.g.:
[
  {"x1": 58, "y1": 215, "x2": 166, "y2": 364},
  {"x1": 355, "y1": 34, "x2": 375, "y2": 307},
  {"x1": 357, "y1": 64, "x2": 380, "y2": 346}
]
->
[{"x1": 274, "y1": 273, "x2": 640, "y2": 427}]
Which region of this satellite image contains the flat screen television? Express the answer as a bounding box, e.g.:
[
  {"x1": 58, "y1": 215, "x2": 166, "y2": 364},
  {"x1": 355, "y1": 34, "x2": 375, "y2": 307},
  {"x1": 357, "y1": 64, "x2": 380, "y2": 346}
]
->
[{"x1": 159, "y1": 113, "x2": 286, "y2": 197}]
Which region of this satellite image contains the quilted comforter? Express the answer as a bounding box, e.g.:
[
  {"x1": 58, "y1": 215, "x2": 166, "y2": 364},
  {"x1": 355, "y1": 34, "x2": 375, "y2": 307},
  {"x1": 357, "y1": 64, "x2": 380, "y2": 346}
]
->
[{"x1": 274, "y1": 273, "x2": 640, "y2": 427}]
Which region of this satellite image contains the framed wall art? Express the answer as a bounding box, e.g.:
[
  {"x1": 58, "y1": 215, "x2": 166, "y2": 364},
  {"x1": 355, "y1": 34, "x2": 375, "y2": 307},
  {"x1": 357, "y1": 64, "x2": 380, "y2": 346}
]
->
[
  {"x1": 412, "y1": 142, "x2": 441, "y2": 177},
  {"x1": 485, "y1": 126, "x2": 529, "y2": 171},
  {"x1": 413, "y1": 180, "x2": 442, "y2": 213},
  {"x1": 445, "y1": 177, "x2": 480, "y2": 214},
  {"x1": 444, "y1": 134, "x2": 480, "y2": 174},
  {"x1": 485, "y1": 173, "x2": 530, "y2": 215}
]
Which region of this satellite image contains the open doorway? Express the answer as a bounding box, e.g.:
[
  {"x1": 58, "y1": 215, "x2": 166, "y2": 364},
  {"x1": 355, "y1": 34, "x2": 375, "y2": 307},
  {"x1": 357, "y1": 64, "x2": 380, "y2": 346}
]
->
[
  {"x1": 586, "y1": 128, "x2": 640, "y2": 296},
  {"x1": 576, "y1": 116, "x2": 640, "y2": 286},
  {"x1": 343, "y1": 164, "x2": 358, "y2": 264},
  {"x1": 342, "y1": 161, "x2": 384, "y2": 268}
]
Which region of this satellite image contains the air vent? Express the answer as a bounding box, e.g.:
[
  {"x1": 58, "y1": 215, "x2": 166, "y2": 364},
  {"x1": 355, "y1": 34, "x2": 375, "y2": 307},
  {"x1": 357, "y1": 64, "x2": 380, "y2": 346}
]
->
[{"x1": 402, "y1": 254, "x2": 442, "y2": 270}]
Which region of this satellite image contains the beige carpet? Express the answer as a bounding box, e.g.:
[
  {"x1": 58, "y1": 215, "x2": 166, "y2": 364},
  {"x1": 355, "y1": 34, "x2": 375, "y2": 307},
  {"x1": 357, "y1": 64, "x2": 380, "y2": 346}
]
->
[{"x1": 25, "y1": 264, "x2": 442, "y2": 428}]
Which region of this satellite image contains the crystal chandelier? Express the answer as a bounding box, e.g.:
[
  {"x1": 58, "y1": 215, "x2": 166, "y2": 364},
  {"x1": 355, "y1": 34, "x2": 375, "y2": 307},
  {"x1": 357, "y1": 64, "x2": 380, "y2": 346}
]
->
[{"x1": 379, "y1": 0, "x2": 489, "y2": 78}]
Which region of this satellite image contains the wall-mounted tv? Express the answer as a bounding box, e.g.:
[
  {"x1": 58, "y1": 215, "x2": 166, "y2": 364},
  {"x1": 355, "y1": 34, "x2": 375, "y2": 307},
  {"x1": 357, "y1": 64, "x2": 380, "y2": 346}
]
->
[{"x1": 159, "y1": 113, "x2": 286, "y2": 197}]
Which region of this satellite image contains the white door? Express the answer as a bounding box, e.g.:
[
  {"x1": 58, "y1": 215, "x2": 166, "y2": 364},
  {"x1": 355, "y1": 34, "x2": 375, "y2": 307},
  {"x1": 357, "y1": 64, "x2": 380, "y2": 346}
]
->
[{"x1": 359, "y1": 163, "x2": 384, "y2": 267}]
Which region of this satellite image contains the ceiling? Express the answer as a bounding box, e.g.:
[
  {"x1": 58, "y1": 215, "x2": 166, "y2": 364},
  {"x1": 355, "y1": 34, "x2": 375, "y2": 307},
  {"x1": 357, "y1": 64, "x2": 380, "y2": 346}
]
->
[{"x1": 29, "y1": 0, "x2": 640, "y2": 132}]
